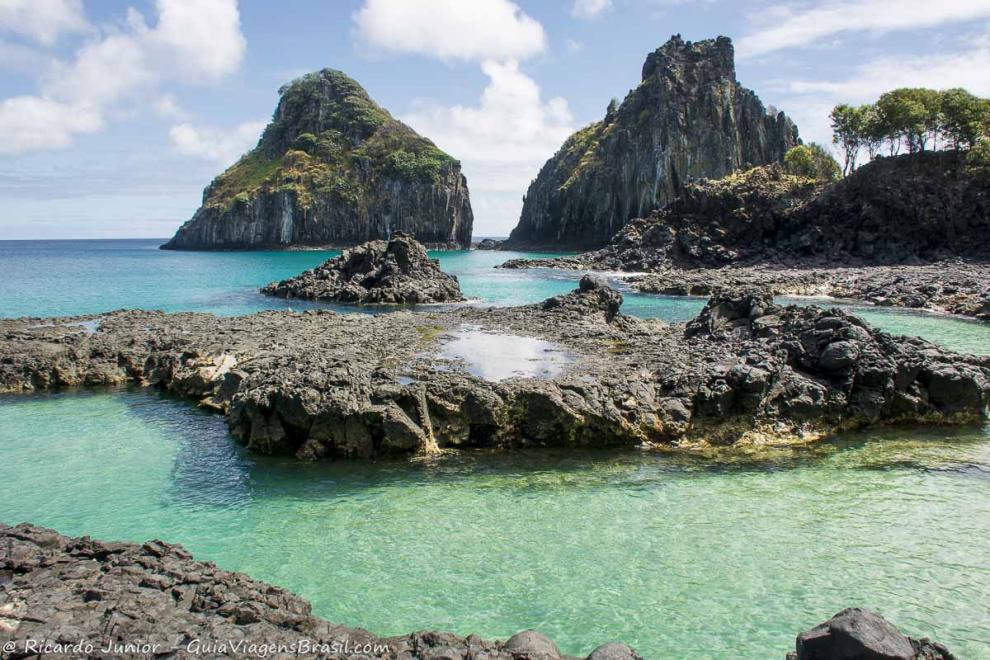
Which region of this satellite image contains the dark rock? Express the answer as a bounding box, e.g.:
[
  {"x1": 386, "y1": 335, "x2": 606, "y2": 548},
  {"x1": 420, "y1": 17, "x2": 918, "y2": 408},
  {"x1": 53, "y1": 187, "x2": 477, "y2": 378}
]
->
[
  {"x1": 788, "y1": 608, "x2": 955, "y2": 659},
  {"x1": 162, "y1": 69, "x2": 472, "y2": 251},
  {"x1": 504, "y1": 35, "x2": 798, "y2": 250},
  {"x1": 0, "y1": 523, "x2": 617, "y2": 659},
  {"x1": 261, "y1": 233, "x2": 464, "y2": 304},
  {"x1": 503, "y1": 630, "x2": 562, "y2": 658},
  {"x1": 475, "y1": 238, "x2": 504, "y2": 250},
  {"x1": 2, "y1": 285, "x2": 987, "y2": 459}
]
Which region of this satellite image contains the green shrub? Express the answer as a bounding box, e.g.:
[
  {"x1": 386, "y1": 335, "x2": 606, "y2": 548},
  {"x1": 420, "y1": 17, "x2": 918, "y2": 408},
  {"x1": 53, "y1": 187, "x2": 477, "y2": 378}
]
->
[{"x1": 783, "y1": 144, "x2": 840, "y2": 182}]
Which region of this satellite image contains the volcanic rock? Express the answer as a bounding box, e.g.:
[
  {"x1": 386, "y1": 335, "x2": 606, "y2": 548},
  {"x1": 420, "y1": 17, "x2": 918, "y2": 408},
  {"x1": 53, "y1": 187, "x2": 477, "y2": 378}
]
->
[{"x1": 261, "y1": 233, "x2": 464, "y2": 304}]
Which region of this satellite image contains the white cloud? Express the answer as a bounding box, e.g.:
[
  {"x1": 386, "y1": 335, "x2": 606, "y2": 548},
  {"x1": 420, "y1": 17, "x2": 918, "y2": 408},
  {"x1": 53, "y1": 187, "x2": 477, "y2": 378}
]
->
[
  {"x1": 353, "y1": 0, "x2": 546, "y2": 62},
  {"x1": 738, "y1": 0, "x2": 990, "y2": 58},
  {"x1": 0, "y1": 0, "x2": 89, "y2": 45},
  {"x1": 144, "y1": 0, "x2": 246, "y2": 82},
  {"x1": 403, "y1": 60, "x2": 575, "y2": 233},
  {"x1": 565, "y1": 38, "x2": 584, "y2": 54},
  {"x1": 169, "y1": 119, "x2": 266, "y2": 166},
  {"x1": 0, "y1": 0, "x2": 247, "y2": 156},
  {"x1": 0, "y1": 96, "x2": 101, "y2": 154},
  {"x1": 571, "y1": 0, "x2": 613, "y2": 19},
  {"x1": 154, "y1": 93, "x2": 187, "y2": 120}
]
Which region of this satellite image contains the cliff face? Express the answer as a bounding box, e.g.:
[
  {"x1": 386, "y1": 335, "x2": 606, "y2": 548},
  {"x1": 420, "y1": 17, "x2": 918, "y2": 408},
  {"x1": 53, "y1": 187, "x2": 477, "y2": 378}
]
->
[
  {"x1": 505, "y1": 35, "x2": 798, "y2": 249},
  {"x1": 163, "y1": 70, "x2": 473, "y2": 250}
]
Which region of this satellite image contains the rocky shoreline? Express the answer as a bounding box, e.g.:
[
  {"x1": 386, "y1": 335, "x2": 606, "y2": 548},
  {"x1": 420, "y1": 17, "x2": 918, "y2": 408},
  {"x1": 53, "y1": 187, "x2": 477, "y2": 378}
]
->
[
  {"x1": 0, "y1": 523, "x2": 956, "y2": 659},
  {"x1": 0, "y1": 523, "x2": 637, "y2": 659},
  {"x1": 2, "y1": 280, "x2": 987, "y2": 459},
  {"x1": 499, "y1": 154, "x2": 990, "y2": 322},
  {"x1": 499, "y1": 261, "x2": 990, "y2": 322}
]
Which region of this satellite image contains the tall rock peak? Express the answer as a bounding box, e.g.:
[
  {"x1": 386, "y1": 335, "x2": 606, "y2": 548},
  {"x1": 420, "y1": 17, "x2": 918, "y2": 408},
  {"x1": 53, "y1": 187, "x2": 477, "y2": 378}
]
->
[
  {"x1": 505, "y1": 35, "x2": 799, "y2": 250},
  {"x1": 163, "y1": 69, "x2": 473, "y2": 250}
]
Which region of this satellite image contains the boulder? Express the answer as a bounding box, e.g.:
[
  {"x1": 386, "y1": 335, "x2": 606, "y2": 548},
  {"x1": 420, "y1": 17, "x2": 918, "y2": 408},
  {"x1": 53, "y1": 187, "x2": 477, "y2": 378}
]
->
[
  {"x1": 788, "y1": 608, "x2": 955, "y2": 660},
  {"x1": 261, "y1": 232, "x2": 464, "y2": 304}
]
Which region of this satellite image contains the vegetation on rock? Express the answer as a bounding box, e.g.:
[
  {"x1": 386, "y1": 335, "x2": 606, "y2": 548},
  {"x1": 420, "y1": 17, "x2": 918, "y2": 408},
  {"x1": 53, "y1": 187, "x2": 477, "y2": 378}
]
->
[
  {"x1": 783, "y1": 143, "x2": 841, "y2": 182},
  {"x1": 505, "y1": 35, "x2": 798, "y2": 249},
  {"x1": 163, "y1": 69, "x2": 472, "y2": 250}
]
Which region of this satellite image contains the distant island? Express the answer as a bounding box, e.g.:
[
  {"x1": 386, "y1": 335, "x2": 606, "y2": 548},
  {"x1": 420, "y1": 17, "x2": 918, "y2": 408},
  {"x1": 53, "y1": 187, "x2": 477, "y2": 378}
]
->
[{"x1": 162, "y1": 69, "x2": 473, "y2": 251}]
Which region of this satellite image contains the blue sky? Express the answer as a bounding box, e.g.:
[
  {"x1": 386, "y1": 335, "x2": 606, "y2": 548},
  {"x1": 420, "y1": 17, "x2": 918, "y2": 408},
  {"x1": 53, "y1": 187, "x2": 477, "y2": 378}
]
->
[{"x1": 2, "y1": 0, "x2": 989, "y2": 240}]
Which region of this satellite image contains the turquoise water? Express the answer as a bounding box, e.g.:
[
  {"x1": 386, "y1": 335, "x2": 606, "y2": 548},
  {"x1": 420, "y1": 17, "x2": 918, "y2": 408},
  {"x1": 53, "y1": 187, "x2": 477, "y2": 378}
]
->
[
  {"x1": 0, "y1": 390, "x2": 987, "y2": 658},
  {"x1": 2, "y1": 239, "x2": 990, "y2": 657}
]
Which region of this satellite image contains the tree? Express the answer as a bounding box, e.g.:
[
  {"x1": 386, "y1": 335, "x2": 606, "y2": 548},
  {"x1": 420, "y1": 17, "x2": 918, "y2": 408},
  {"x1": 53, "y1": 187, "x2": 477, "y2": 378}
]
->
[
  {"x1": 859, "y1": 104, "x2": 885, "y2": 160},
  {"x1": 875, "y1": 89, "x2": 940, "y2": 153},
  {"x1": 784, "y1": 144, "x2": 841, "y2": 182},
  {"x1": 940, "y1": 88, "x2": 990, "y2": 149},
  {"x1": 830, "y1": 104, "x2": 865, "y2": 175}
]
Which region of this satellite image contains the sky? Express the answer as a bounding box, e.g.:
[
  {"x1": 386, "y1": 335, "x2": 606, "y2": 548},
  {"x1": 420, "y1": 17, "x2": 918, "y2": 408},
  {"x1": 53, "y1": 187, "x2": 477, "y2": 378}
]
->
[{"x1": 1, "y1": 0, "x2": 989, "y2": 240}]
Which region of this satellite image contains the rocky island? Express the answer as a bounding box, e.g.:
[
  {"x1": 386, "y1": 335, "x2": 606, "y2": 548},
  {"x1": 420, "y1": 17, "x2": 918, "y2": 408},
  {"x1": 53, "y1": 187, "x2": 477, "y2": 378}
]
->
[
  {"x1": 162, "y1": 69, "x2": 473, "y2": 250},
  {"x1": 2, "y1": 280, "x2": 987, "y2": 459},
  {"x1": 503, "y1": 35, "x2": 798, "y2": 250},
  {"x1": 0, "y1": 523, "x2": 955, "y2": 659},
  {"x1": 262, "y1": 233, "x2": 464, "y2": 304}
]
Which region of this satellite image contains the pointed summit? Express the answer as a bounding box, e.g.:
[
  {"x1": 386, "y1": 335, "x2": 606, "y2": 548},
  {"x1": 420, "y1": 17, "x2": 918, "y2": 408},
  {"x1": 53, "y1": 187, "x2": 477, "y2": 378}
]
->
[
  {"x1": 163, "y1": 69, "x2": 473, "y2": 250},
  {"x1": 505, "y1": 35, "x2": 799, "y2": 250}
]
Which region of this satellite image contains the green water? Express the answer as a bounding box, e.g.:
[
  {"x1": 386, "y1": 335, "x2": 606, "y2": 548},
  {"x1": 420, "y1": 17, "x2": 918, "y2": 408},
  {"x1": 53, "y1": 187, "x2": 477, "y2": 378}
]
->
[
  {"x1": 0, "y1": 391, "x2": 987, "y2": 657},
  {"x1": 2, "y1": 240, "x2": 990, "y2": 657}
]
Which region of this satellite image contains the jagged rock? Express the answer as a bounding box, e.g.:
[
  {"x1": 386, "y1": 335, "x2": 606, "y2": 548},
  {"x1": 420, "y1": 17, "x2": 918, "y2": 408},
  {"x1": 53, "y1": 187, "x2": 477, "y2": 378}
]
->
[
  {"x1": 504, "y1": 35, "x2": 798, "y2": 249},
  {"x1": 787, "y1": 608, "x2": 955, "y2": 660},
  {"x1": 162, "y1": 69, "x2": 472, "y2": 250},
  {"x1": 475, "y1": 238, "x2": 504, "y2": 250},
  {"x1": 261, "y1": 233, "x2": 464, "y2": 304},
  {"x1": 2, "y1": 285, "x2": 988, "y2": 459},
  {"x1": 499, "y1": 154, "x2": 990, "y2": 321},
  {"x1": 0, "y1": 523, "x2": 625, "y2": 659}
]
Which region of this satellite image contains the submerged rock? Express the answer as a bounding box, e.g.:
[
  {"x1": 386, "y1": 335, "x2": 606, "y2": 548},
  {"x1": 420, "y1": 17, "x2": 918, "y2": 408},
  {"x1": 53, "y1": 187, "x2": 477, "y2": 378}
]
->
[
  {"x1": 261, "y1": 233, "x2": 464, "y2": 304},
  {"x1": 0, "y1": 523, "x2": 629, "y2": 659},
  {"x1": 162, "y1": 69, "x2": 472, "y2": 251},
  {"x1": 2, "y1": 284, "x2": 987, "y2": 460},
  {"x1": 504, "y1": 35, "x2": 798, "y2": 250},
  {"x1": 787, "y1": 608, "x2": 955, "y2": 660}
]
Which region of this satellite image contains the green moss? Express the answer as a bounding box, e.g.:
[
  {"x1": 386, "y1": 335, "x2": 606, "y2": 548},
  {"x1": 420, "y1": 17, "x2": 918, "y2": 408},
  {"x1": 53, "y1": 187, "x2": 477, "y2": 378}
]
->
[
  {"x1": 206, "y1": 153, "x2": 284, "y2": 209},
  {"x1": 559, "y1": 121, "x2": 606, "y2": 191}
]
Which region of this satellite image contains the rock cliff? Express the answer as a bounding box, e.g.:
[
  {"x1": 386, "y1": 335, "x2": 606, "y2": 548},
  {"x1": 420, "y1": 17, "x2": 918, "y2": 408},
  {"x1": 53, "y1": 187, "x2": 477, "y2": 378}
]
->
[
  {"x1": 504, "y1": 35, "x2": 798, "y2": 249},
  {"x1": 162, "y1": 69, "x2": 473, "y2": 250},
  {"x1": 262, "y1": 233, "x2": 464, "y2": 304}
]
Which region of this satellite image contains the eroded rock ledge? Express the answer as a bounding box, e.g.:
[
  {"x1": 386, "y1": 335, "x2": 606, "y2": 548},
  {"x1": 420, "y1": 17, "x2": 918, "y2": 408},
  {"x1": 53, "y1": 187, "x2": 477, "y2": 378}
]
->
[
  {"x1": 0, "y1": 523, "x2": 636, "y2": 659},
  {"x1": 0, "y1": 524, "x2": 956, "y2": 659},
  {"x1": 261, "y1": 233, "x2": 464, "y2": 305},
  {"x1": 2, "y1": 281, "x2": 987, "y2": 459}
]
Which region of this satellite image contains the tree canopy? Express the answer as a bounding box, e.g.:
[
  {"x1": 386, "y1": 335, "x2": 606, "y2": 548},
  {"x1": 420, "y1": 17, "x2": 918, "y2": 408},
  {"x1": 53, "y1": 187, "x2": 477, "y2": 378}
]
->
[{"x1": 829, "y1": 87, "x2": 990, "y2": 174}]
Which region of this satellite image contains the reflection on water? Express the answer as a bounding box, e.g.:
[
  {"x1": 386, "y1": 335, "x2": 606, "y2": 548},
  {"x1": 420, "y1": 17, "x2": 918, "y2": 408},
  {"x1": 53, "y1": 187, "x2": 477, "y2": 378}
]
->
[
  {"x1": 437, "y1": 324, "x2": 573, "y2": 381},
  {"x1": 1, "y1": 389, "x2": 989, "y2": 659}
]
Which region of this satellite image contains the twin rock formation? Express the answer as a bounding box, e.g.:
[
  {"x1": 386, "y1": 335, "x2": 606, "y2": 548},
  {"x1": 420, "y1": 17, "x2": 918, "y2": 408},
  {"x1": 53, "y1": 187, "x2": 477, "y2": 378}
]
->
[{"x1": 163, "y1": 36, "x2": 794, "y2": 252}]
